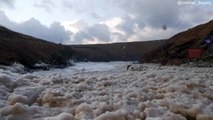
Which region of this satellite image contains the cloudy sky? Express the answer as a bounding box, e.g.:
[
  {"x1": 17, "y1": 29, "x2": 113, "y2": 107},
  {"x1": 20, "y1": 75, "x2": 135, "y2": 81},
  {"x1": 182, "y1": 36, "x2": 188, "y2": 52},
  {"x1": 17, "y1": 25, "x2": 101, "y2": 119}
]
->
[{"x1": 0, "y1": 0, "x2": 213, "y2": 44}]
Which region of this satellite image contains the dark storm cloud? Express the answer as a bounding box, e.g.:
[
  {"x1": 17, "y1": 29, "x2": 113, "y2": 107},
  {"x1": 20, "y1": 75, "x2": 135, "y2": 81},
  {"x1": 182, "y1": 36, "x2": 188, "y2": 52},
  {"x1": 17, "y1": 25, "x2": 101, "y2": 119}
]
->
[
  {"x1": 74, "y1": 24, "x2": 111, "y2": 42},
  {"x1": 117, "y1": 0, "x2": 182, "y2": 30},
  {"x1": 0, "y1": 0, "x2": 15, "y2": 8},
  {"x1": 112, "y1": 0, "x2": 213, "y2": 41},
  {"x1": 68, "y1": 0, "x2": 213, "y2": 44},
  {"x1": 34, "y1": 0, "x2": 55, "y2": 13},
  {"x1": 0, "y1": 11, "x2": 72, "y2": 44},
  {"x1": 16, "y1": 18, "x2": 72, "y2": 43}
]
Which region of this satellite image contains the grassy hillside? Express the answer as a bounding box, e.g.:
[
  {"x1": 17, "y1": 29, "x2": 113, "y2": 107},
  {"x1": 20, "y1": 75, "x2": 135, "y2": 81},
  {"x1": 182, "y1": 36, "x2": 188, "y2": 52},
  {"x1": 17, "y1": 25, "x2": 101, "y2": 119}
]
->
[
  {"x1": 140, "y1": 20, "x2": 213, "y2": 65},
  {"x1": 0, "y1": 26, "x2": 74, "y2": 69},
  {"x1": 0, "y1": 25, "x2": 166, "y2": 68},
  {"x1": 70, "y1": 40, "x2": 166, "y2": 62}
]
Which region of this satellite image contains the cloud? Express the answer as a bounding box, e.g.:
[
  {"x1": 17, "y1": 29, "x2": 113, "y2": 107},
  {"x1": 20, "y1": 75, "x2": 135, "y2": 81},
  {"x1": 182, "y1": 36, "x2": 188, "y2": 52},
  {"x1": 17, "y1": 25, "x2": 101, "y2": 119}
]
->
[
  {"x1": 118, "y1": 16, "x2": 137, "y2": 35},
  {"x1": 1, "y1": 0, "x2": 213, "y2": 45},
  {"x1": 61, "y1": 0, "x2": 89, "y2": 13},
  {"x1": 16, "y1": 18, "x2": 72, "y2": 44},
  {"x1": 34, "y1": 0, "x2": 55, "y2": 13},
  {"x1": 0, "y1": 0, "x2": 15, "y2": 8},
  {"x1": 0, "y1": 10, "x2": 72, "y2": 44},
  {"x1": 62, "y1": 20, "x2": 88, "y2": 34},
  {"x1": 91, "y1": 13, "x2": 101, "y2": 19},
  {"x1": 61, "y1": 0, "x2": 213, "y2": 44},
  {"x1": 0, "y1": 11, "x2": 14, "y2": 26},
  {"x1": 106, "y1": 0, "x2": 213, "y2": 42},
  {"x1": 74, "y1": 24, "x2": 111, "y2": 44},
  {"x1": 62, "y1": 0, "x2": 73, "y2": 10},
  {"x1": 115, "y1": 0, "x2": 183, "y2": 31},
  {"x1": 184, "y1": 5, "x2": 213, "y2": 26},
  {"x1": 69, "y1": 18, "x2": 127, "y2": 44}
]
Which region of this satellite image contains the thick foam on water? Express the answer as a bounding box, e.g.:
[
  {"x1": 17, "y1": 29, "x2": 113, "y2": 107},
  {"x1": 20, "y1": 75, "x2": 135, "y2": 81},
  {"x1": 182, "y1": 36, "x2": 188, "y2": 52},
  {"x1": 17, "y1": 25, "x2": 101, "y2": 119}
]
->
[{"x1": 0, "y1": 62, "x2": 212, "y2": 120}]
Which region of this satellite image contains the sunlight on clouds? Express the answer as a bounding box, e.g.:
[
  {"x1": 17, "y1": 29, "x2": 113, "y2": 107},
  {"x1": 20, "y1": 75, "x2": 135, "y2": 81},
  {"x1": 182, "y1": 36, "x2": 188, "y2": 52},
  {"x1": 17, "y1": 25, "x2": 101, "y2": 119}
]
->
[
  {"x1": 61, "y1": 20, "x2": 87, "y2": 34},
  {"x1": 100, "y1": 17, "x2": 122, "y2": 29},
  {"x1": 100, "y1": 17, "x2": 124, "y2": 35},
  {"x1": 82, "y1": 38, "x2": 106, "y2": 44}
]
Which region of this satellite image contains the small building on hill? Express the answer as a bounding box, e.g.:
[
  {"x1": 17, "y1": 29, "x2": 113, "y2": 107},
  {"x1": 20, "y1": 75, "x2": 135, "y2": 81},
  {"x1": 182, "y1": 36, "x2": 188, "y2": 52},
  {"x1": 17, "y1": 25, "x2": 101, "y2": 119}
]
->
[{"x1": 187, "y1": 48, "x2": 204, "y2": 59}]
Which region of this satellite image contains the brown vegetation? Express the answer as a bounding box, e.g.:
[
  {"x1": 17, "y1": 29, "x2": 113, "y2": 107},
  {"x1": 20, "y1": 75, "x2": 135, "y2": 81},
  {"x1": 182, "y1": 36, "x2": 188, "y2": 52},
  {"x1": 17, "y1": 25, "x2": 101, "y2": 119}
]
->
[
  {"x1": 0, "y1": 26, "x2": 74, "y2": 69},
  {"x1": 70, "y1": 40, "x2": 165, "y2": 62},
  {"x1": 140, "y1": 20, "x2": 213, "y2": 65}
]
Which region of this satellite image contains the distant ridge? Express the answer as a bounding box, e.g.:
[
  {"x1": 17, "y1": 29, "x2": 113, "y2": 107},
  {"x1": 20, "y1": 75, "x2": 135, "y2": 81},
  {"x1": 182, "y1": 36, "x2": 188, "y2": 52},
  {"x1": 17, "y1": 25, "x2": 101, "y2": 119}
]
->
[{"x1": 70, "y1": 40, "x2": 166, "y2": 62}]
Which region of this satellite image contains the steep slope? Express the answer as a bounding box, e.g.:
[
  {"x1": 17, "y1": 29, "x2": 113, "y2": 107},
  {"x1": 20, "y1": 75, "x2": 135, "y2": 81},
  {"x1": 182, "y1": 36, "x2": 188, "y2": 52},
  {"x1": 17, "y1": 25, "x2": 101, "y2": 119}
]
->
[
  {"x1": 0, "y1": 26, "x2": 74, "y2": 69},
  {"x1": 70, "y1": 40, "x2": 166, "y2": 62},
  {"x1": 166, "y1": 20, "x2": 213, "y2": 58},
  {"x1": 0, "y1": 25, "x2": 166, "y2": 68},
  {"x1": 140, "y1": 20, "x2": 213, "y2": 64}
]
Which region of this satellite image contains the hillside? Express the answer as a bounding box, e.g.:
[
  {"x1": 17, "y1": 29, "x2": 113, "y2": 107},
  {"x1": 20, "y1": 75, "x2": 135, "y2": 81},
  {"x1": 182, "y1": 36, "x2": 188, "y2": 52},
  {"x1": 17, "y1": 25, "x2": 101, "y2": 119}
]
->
[
  {"x1": 70, "y1": 40, "x2": 166, "y2": 62},
  {"x1": 140, "y1": 20, "x2": 213, "y2": 65},
  {"x1": 3, "y1": 19, "x2": 212, "y2": 68},
  {"x1": 0, "y1": 25, "x2": 166, "y2": 68},
  {"x1": 0, "y1": 26, "x2": 74, "y2": 69}
]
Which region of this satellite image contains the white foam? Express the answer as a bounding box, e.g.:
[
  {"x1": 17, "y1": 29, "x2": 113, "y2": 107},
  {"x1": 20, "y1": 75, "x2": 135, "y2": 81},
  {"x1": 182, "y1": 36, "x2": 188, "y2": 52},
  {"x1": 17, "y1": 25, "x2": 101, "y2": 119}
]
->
[
  {"x1": 0, "y1": 62, "x2": 212, "y2": 119},
  {"x1": 44, "y1": 112, "x2": 74, "y2": 120}
]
